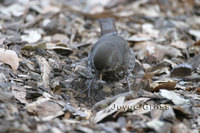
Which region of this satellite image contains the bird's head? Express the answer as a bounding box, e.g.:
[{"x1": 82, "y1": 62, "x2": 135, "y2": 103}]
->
[{"x1": 93, "y1": 45, "x2": 114, "y2": 72}]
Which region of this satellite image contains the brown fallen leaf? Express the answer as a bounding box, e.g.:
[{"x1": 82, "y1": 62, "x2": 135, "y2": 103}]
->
[
  {"x1": 196, "y1": 87, "x2": 200, "y2": 94},
  {"x1": 193, "y1": 40, "x2": 200, "y2": 46},
  {"x1": 131, "y1": 73, "x2": 152, "y2": 92},
  {"x1": 63, "y1": 112, "x2": 71, "y2": 119},
  {"x1": 0, "y1": 48, "x2": 19, "y2": 70},
  {"x1": 52, "y1": 80, "x2": 61, "y2": 94},
  {"x1": 150, "y1": 79, "x2": 177, "y2": 92},
  {"x1": 173, "y1": 106, "x2": 192, "y2": 119}
]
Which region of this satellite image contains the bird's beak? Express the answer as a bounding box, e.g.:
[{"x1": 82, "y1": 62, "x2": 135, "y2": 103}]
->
[{"x1": 100, "y1": 73, "x2": 102, "y2": 80}]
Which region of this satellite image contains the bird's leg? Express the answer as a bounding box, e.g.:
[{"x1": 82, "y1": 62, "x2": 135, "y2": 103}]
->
[
  {"x1": 76, "y1": 71, "x2": 100, "y2": 97},
  {"x1": 126, "y1": 76, "x2": 132, "y2": 92},
  {"x1": 88, "y1": 71, "x2": 101, "y2": 97},
  {"x1": 76, "y1": 76, "x2": 95, "y2": 97},
  {"x1": 87, "y1": 75, "x2": 95, "y2": 97}
]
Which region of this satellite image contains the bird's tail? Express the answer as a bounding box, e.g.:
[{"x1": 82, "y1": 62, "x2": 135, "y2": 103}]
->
[{"x1": 98, "y1": 18, "x2": 118, "y2": 36}]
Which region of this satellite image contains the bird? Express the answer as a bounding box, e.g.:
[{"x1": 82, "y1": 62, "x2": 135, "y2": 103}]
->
[{"x1": 87, "y1": 18, "x2": 135, "y2": 97}]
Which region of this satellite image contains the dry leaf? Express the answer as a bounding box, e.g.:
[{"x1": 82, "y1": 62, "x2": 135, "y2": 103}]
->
[
  {"x1": 22, "y1": 42, "x2": 73, "y2": 56},
  {"x1": 140, "y1": 5, "x2": 161, "y2": 17},
  {"x1": 170, "y1": 41, "x2": 187, "y2": 49},
  {"x1": 134, "y1": 42, "x2": 182, "y2": 62},
  {"x1": 142, "y1": 23, "x2": 159, "y2": 37},
  {"x1": 161, "y1": 106, "x2": 176, "y2": 121},
  {"x1": 74, "y1": 65, "x2": 93, "y2": 79},
  {"x1": 146, "y1": 119, "x2": 165, "y2": 132},
  {"x1": 193, "y1": 40, "x2": 200, "y2": 46},
  {"x1": 173, "y1": 106, "x2": 192, "y2": 118},
  {"x1": 27, "y1": 97, "x2": 64, "y2": 120},
  {"x1": 150, "y1": 79, "x2": 177, "y2": 92},
  {"x1": 52, "y1": 34, "x2": 69, "y2": 43},
  {"x1": 11, "y1": 85, "x2": 28, "y2": 104},
  {"x1": 45, "y1": 43, "x2": 72, "y2": 51},
  {"x1": 43, "y1": 5, "x2": 60, "y2": 14},
  {"x1": 114, "y1": 97, "x2": 150, "y2": 116},
  {"x1": 160, "y1": 89, "x2": 190, "y2": 105},
  {"x1": 0, "y1": 89, "x2": 14, "y2": 102},
  {"x1": 21, "y1": 42, "x2": 46, "y2": 51},
  {"x1": 170, "y1": 63, "x2": 192, "y2": 77},
  {"x1": 91, "y1": 96, "x2": 125, "y2": 123},
  {"x1": 21, "y1": 29, "x2": 42, "y2": 43},
  {"x1": 127, "y1": 33, "x2": 152, "y2": 42},
  {"x1": 63, "y1": 104, "x2": 88, "y2": 118},
  {"x1": 37, "y1": 56, "x2": 51, "y2": 89},
  {"x1": 0, "y1": 3, "x2": 25, "y2": 17},
  {"x1": 171, "y1": 123, "x2": 190, "y2": 133},
  {"x1": 63, "y1": 112, "x2": 71, "y2": 119},
  {"x1": 188, "y1": 29, "x2": 200, "y2": 40},
  {"x1": 0, "y1": 48, "x2": 19, "y2": 70}
]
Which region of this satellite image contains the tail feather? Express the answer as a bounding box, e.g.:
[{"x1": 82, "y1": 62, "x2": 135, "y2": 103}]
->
[{"x1": 98, "y1": 18, "x2": 118, "y2": 36}]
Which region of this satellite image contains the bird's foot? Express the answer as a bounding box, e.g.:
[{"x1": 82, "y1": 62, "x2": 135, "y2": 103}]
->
[
  {"x1": 126, "y1": 76, "x2": 132, "y2": 92},
  {"x1": 76, "y1": 76, "x2": 95, "y2": 98}
]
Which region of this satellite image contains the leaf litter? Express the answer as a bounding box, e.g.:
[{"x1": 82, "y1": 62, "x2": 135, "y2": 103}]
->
[{"x1": 0, "y1": 0, "x2": 200, "y2": 132}]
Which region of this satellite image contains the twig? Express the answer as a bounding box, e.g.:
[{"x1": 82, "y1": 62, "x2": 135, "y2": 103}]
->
[
  {"x1": 22, "y1": 15, "x2": 43, "y2": 29},
  {"x1": 22, "y1": 12, "x2": 59, "y2": 29}
]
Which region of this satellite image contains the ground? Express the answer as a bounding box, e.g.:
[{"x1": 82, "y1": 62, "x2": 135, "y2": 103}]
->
[{"x1": 0, "y1": 0, "x2": 200, "y2": 133}]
